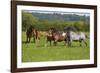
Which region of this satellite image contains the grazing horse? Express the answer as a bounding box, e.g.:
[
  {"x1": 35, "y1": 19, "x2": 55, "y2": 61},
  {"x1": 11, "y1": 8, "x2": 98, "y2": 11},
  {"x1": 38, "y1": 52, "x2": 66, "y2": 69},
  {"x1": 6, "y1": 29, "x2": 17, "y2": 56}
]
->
[
  {"x1": 65, "y1": 31, "x2": 87, "y2": 47},
  {"x1": 26, "y1": 25, "x2": 40, "y2": 43},
  {"x1": 46, "y1": 28, "x2": 66, "y2": 46}
]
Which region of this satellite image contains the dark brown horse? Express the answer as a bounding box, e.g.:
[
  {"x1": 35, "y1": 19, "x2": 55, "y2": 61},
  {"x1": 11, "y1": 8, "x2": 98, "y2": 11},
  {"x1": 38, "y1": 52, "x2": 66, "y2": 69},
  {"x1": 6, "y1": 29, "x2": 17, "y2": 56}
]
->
[
  {"x1": 26, "y1": 25, "x2": 33, "y2": 43},
  {"x1": 26, "y1": 26, "x2": 40, "y2": 43}
]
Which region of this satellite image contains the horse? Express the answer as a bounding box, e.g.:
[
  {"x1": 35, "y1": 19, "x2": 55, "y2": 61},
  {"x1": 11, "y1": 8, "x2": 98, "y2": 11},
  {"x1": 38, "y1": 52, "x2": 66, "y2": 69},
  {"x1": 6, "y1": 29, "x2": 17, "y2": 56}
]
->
[
  {"x1": 45, "y1": 28, "x2": 66, "y2": 46},
  {"x1": 26, "y1": 25, "x2": 40, "y2": 43},
  {"x1": 65, "y1": 31, "x2": 87, "y2": 47},
  {"x1": 52, "y1": 31, "x2": 66, "y2": 45},
  {"x1": 46, "y1": 29, "x2": 53, "y2": 46},
  {"x1": 32, "y1": 28, "x2": 40, "y2": 43},
  {"x1": 26, "y1": 25, "x2": 33, "y2": 43}
]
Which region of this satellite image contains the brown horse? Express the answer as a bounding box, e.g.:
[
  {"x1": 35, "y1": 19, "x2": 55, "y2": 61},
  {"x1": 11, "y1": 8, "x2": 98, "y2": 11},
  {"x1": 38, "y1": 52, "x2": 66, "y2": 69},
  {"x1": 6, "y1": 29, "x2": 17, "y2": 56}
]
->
[
  {"x1": 46, "y1": 28, "x2": 66, "y2": 46},
  {"x1": 32, "y1": 28, "x2": 40, "y2": 43},
  {"x1": 52, "y1": 31, "x2": 66, "y2": 45},
  {"x1": 46, "y1": 29, "x2": 54, "y2": 46}
]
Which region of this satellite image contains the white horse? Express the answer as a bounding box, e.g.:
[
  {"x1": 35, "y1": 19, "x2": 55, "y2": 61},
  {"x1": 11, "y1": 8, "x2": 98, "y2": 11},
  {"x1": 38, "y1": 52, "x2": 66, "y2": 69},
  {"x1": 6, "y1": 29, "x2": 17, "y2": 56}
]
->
[{"x1": 66, "y1": 31, "x2": 87, "y2": 47}]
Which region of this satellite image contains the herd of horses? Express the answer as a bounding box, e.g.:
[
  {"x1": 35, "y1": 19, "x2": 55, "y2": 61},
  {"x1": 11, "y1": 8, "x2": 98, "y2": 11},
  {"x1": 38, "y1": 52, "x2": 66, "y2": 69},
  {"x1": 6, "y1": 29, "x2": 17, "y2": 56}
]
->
[{"x1": 26, "y1": 25, "x2": 87, "y2": 47}]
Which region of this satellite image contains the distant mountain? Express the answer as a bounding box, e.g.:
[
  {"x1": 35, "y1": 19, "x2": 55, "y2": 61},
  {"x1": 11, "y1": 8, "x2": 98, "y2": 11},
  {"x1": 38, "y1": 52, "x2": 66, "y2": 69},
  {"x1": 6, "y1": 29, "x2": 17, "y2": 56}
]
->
[{"x1": 32, "y1": 13, "x2": 90, "y2": 22}]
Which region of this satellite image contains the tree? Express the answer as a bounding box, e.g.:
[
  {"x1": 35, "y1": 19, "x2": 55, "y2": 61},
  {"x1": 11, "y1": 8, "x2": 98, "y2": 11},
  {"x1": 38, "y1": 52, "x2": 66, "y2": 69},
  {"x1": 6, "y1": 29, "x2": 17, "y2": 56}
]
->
[
  {"x1": 22, "y1": 12, "x2": 38, "y2": 31},
  {"x1": 73, "y1": 21, "x2": 89, "y2": 31}
]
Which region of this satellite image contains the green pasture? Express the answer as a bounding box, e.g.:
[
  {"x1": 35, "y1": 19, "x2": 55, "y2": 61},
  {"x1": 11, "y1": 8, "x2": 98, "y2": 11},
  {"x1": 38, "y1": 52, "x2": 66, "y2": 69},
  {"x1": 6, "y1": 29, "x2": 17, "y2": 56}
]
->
[{"x1": 22, "y1": 32, "x2": 90, "y2": 62}]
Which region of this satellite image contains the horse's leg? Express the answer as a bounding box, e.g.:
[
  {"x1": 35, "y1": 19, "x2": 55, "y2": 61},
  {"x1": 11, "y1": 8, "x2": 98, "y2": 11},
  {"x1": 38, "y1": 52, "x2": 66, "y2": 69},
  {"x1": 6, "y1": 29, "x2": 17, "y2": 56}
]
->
[
  {"x1": 26, "y1": 36, "x2": 29, "y2": 48},
  {"x1": 79, "y1": 40, "x2": 82, "y2": 47},
  {"x1": 26, "y1": 34, "x2": 29, "y2": 43},
  {"x1": 26, "y1": 32, "x2": 28, "y2": 43},
  {"x1": 50, "y1": 40, "x2": 52, "y2": 46},
  {"x1": 54, "y1": 41, "x2": 56, "y2": 46},
  {"x1": 66, "y1": 40, "x2": 68, "y2": 47},
  {"x1": 27, "y1": 36, "x2": 29, "y2": 43},
  {"x1": 26, "y1": 36, "x2": 28, "y2": 43},
  {"x1": 80, "y1": 41, "x2": 82, "y2": 46},
  {"x1": 33, "y1": 37, "x2": 36, "y2": 43},
  {"x1": 66, "y1": 39, "x2": 69, "y2": 47},
  {"x1": 83, "y1": 40, "x2": 87, "y2": 46},
  {"x1": 54, "y1": 40, "x2": 57, "y2": 46},
  {"x1": 69, "y1": 41, "x2": 71, "y2": 47},
  {"x1": 44, "y1": 37, "x2": 49, "y2": 47},
  {"x1": 45, "y1": 40, "x2": 48, "y2": 47},
  {"x1": 38, "y1": 37, "x2": 40, "y2": 43},
  {"x1": 79, "y1": 39, "x2": 84, "y2": 47},
  {"x1": 67, "y1": 39, "x2": 71, "y2": 47},
  {"x1": 29, "y1": 37, "x2": 31, "y2": 43},
  {"x1": 64, "y1": 41, "x2": 66, "y2": 46},
  {"x1": 67, "y1": 37, "x2": 71, "y2": 47},
  {"x1": 64, "y1": 39, "x2": 67, "y2": 46},
  {"x1": 28, "y1": 37, "x2": 29, "y2": 43}
]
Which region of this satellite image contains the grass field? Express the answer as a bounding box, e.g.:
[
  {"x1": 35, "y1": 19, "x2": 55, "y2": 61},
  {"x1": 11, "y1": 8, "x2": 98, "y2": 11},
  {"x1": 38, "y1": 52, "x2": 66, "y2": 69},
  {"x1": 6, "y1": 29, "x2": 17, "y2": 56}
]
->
[{"x1": 22, "y1": 32, "x2": 90, "y2": 62}]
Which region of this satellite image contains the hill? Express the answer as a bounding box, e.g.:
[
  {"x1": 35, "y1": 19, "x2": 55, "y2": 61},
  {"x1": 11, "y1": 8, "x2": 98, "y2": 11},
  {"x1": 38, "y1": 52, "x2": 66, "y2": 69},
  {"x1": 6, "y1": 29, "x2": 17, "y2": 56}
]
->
[{"x1": 32, "y1": 12, "x2": 90, "y2": 22}]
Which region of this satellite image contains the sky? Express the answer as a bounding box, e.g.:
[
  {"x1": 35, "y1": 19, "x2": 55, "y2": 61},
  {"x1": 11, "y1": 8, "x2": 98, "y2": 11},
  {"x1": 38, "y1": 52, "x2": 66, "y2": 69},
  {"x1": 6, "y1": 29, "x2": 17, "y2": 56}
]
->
[{"x1": 23, "y1": 10, "x2": 90, "y2": 16}]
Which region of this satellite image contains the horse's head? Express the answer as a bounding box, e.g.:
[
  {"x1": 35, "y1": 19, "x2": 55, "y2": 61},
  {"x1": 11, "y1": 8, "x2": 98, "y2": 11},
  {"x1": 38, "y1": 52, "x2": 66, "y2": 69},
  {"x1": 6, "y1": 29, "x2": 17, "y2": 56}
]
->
[
  {"x1": 62, "y1": 32, "x2": 66, "y2": 37},
  {"x1": 32, "y1": 28, "x2": 37, "y2": 35},
  {"x1": 48, "y1": 29, "x2": 52, "y2": 34}
]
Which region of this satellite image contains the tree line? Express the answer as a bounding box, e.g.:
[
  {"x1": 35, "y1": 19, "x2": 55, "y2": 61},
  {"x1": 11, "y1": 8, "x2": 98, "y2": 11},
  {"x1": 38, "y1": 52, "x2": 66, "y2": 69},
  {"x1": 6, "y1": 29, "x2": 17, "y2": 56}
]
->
[{"x1": 22, "y1": 12, "x2": 90, "y2": 32}]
